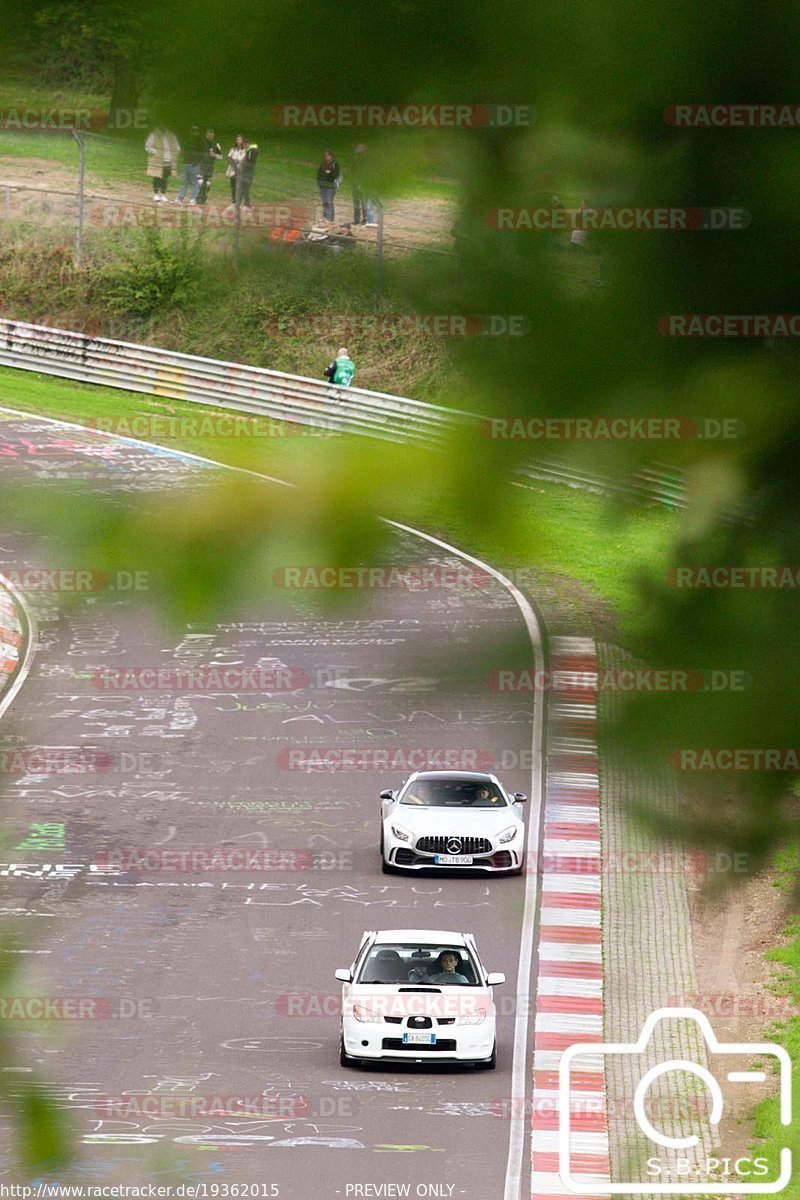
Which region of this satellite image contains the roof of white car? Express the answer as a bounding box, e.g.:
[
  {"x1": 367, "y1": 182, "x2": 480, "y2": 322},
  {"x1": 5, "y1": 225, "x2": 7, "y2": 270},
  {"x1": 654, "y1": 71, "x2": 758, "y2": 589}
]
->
[
  {"x1": 407, "y1": 770, "x2": 498, "y2": 782},
  {"x1": 373, "y1": 929, "x2": 468, "y2": 945}
]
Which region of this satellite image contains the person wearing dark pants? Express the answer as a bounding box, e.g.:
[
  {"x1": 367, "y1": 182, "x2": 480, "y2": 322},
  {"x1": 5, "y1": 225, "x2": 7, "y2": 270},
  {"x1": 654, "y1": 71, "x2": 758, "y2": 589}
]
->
[
  {"x1": 176, "y1": 125, "x2": 204, "y2": 204},
  {"x1": 152, "y1": 168, "x2": 171, "y2": 198},
  {"x1": 197, "y1": 128, "x2": 222, "y2": 205},
  {"x1": 234, "y1": 139, "x2": 259, "y2": 209},
  {"x1": 316, "y1": 149, "x2": 341, "y2": 222}
]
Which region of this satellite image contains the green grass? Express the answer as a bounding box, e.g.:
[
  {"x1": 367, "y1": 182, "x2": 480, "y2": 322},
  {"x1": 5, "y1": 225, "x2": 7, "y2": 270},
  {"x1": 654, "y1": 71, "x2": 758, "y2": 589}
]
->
[
  {"x1": 0, "y1": 225, "x2": 459, "y2": 402},
  {"x1": 0, "y1": 363, "x2": 676, "y2": 628}
]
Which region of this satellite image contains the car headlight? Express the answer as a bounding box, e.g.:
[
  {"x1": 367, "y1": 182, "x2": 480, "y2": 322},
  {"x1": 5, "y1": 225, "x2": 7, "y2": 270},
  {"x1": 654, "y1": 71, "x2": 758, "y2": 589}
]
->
[
  {"x1": 498, "y1": 825, "x2": 518, "y2": 844},
  {"x1": 456, "y1": 1008, "x2": 488, "y2": 1025},
  {"x1": 352, "y1": 1004, "x2": 382, "y2": 1024},
  {"x1": 391, "y1": 824, "x2": 412, "y2": 842}
]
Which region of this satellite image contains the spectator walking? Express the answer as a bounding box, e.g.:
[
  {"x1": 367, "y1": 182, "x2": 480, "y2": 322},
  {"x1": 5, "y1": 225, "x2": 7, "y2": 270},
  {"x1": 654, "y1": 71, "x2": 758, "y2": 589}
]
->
[
  {"x1": 570, "y1": 195, "x2": 589, "y2": 247},
  {"x1": 317, "y1": 149, "x2": 341, "y2": 223},
  {"x1": 235, "y1": 138, "x2": 259, "y2": 209},
  {"x1": 351, "y1": 143, "x2": 376, "y2": 226},
  {"x1": 323, "y1": 347, "x2": 356, "y2": 387},
  {"x1": 197, "y1": 127, "x2": 222, "y2": 205},
  {"x1": 145, "y1": 124, "x2": 180, "y2": 201},
  {"x1": 226, "y1": 135, "x2": 246, "y2": 204},
  {"x1": 176, "y1": 124, "x2": 204, "y2": 204}
]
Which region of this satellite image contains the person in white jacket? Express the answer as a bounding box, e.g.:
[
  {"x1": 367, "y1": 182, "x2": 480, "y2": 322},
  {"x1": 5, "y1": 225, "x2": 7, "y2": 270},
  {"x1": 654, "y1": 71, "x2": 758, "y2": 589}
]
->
[
  {"x1": 145, "y1": 126, "x2": 180, "y2": 201},
  {"x1": 226, "y1": 135, "x2": 247, "y2": 205}
]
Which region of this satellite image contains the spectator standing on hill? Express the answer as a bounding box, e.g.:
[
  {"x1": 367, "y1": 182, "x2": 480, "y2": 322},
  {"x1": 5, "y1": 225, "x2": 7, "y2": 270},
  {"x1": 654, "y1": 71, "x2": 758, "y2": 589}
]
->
[
  {"x1": 323, "y1": 347, "x2": 356, "y2": 387},
  {"x1": 145, "y1": 124, "x2": 180, "y2": 201},
  {"x1": 197, "y1": 128, "x2": 222, "y2": 205},
  {"x1": 317, "y1": 149, "x2": 341, "y2": 223},
  {"x1": 351, "y1": 143, "x2": 376, "y2": 226},
  {"x1": 226, "y1": 135, "x2": 246, "y2": 204},
  {"x1": 235, "y1": 138, "x2": 259, "y2": 209},
  {"x1": 177, "y1": 124, "x2": 204, "y2": 204}
]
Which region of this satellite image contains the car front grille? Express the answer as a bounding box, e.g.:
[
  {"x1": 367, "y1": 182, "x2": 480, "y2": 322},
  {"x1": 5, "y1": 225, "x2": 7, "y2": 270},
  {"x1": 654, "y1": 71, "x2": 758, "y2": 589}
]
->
[
  {"x1": 415, "y1": 835, "x2": 492, "y2": 855},
  {"x1": 383, "y1": 1015, "x2": 456, "y2": 1026},
  {"x1": 394, "y1": 847, "x2": 514, "y2": 869},
  {"x1": 381, "y1": 1038, "x2": 458, "y2": 1052}
]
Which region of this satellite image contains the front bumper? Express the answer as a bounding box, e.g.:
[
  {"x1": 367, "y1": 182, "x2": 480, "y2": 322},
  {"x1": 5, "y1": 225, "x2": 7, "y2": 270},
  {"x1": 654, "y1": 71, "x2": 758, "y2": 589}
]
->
[
  {"x1": 386, "y1": 845, "x2": 521, "y2": 872},
  {"x1": 342, "y1": 1021, "x2": 495, "y2": 1062}
]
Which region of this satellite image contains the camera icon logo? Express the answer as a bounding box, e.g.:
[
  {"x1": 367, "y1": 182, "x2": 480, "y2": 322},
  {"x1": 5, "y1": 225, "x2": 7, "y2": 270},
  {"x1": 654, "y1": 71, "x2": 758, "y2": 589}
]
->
[{"x1": 558, "y1": 1007, "x2": 792, "y2": 1194}]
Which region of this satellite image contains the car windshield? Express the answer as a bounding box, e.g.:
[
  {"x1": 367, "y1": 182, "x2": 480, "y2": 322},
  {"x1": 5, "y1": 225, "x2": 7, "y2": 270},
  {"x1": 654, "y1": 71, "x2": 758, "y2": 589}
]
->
[
  {"x1": 356, "y1": 943, "x2": 482, "y2": 986},
  {"x1": 399, "y1": 778, "x2": 508, "y2": 808}
]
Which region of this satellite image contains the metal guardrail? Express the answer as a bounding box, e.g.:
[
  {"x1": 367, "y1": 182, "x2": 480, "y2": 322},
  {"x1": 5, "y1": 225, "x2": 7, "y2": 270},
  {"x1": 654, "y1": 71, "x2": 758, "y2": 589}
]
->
[
  {"x1": 520, "y1": 457, "x2": 688, "y2": 508},
  {"x1": 0, "y1": 317, "x2": 690, "y2": 507},
  {"x1": 0, "y1": 318, "x2": 473, "y2": 445}
]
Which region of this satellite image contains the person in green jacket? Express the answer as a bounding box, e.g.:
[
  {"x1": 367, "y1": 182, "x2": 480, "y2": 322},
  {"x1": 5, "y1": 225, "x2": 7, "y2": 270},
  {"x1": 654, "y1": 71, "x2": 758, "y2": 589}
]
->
[{"x1": 323, "y1": 347, "x2": 356, "y2": 387}]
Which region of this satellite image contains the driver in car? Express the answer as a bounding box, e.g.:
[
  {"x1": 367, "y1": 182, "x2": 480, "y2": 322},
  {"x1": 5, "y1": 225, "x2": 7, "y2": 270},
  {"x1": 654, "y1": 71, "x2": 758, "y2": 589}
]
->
[{"x1": 424, "y1": 951, "x2": 469, "y2": 984}]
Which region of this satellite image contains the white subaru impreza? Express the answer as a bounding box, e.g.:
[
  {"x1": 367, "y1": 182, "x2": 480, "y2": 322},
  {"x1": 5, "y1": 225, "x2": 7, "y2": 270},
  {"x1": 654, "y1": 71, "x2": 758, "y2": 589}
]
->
[
  {"x1": 336, "y1": 929, "x2": 505, "y2": 1069},
  {"x1": 380, "y1": 770, "x2": 527, "y2": 874}
]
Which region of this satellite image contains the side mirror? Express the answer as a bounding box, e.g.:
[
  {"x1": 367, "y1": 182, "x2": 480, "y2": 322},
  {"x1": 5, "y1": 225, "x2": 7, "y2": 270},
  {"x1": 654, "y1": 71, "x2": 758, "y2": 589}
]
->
[
  {"x1": 486, "y1": 972, "x2": 506, "y2": 986},
  {"x1": 379, "y1": 789, "x2": 394, "y2": 800},
  {"x1": 334, "y1": 968, "x2": 352, "y2": 983},
  {"x1": 513, "y1": 793, "x2": 528, "y2": 803}
]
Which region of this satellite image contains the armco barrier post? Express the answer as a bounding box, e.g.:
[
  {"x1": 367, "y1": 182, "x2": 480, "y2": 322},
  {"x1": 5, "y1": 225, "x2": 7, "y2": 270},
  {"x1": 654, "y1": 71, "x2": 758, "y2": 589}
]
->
[
  {"x1": 375, "y1": 201, "x2": 384, "y2": 311},
  {"x1": 72, "y1": 130, "x2": 86, "y2": 267}
]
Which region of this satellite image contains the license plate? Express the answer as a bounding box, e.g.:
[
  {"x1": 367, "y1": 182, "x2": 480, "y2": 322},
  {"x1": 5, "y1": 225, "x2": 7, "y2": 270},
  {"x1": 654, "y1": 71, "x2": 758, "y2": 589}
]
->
[
  {"x1": 434, "y1": 854, "x2": 473, "y2": 865},
  {"x1": 403, "y1": 1032, "x2": 436, "y2": 1045}
]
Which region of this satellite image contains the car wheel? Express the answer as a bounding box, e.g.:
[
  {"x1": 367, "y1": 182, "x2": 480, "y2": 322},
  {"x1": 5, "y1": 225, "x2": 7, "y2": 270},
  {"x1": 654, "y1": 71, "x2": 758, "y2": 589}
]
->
[
  {"x1": 476, "y1": 1042, "x2": 497, "y2": 1070},
  {"x1": 339, "y1": 1031, "x2": 357, "y2": 1068}
]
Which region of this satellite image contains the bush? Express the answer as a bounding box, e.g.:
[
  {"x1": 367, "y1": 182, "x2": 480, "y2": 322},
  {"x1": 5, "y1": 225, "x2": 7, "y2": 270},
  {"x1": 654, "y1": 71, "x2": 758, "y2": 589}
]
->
[{"x1": 90, "y1": 226, "x2": 204, "y2": 319}]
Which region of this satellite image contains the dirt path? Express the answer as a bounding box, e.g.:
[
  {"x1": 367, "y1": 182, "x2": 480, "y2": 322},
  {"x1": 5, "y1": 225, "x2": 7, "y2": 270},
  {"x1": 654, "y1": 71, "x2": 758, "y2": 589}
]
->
[{"x1": 0, "y1": 154, "x2": 455, "y2": 253}]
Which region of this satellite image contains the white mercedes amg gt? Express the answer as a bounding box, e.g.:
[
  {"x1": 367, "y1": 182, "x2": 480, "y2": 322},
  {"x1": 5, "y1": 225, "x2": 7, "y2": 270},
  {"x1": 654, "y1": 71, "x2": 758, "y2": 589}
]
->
[
  {"x1": 379, "y1": 770, "x2": 527, "y2": 874},
  {"x1": 336, "y1": 928, "x2": 505, "y2": 1068}
]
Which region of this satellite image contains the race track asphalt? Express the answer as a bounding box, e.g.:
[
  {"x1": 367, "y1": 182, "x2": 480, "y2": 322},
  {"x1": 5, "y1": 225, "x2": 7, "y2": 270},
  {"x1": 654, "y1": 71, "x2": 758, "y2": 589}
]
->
[{"x1": 0, "y1": 411, "x2": 541, "y2": 1199}]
